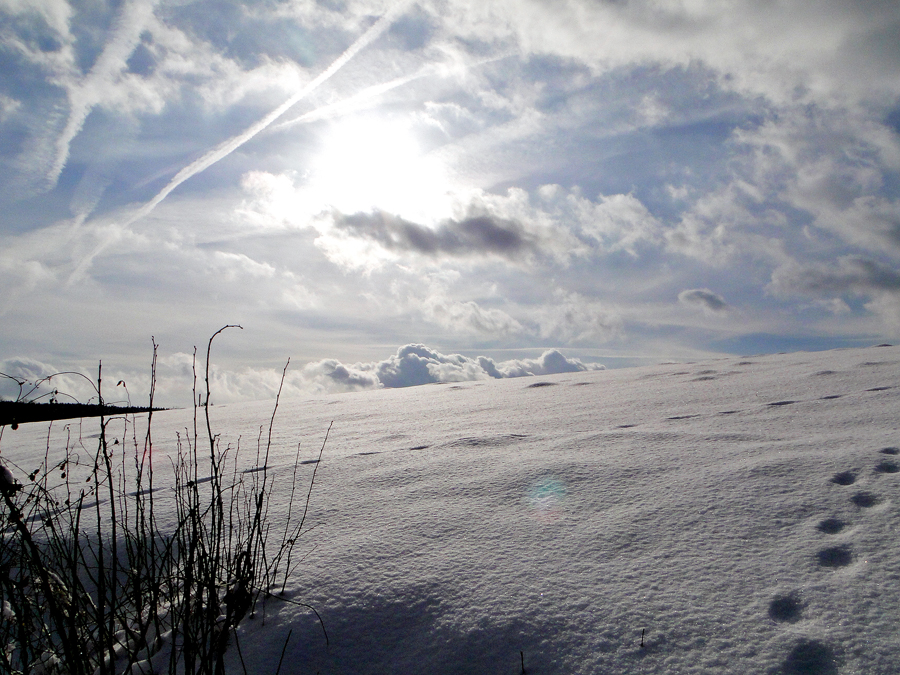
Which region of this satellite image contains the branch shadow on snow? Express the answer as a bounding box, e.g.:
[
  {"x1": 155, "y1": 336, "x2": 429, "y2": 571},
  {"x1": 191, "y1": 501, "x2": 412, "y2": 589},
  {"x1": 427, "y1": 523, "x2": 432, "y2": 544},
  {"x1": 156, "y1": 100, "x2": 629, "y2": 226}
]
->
[{"x1": 273, "y1": 584, "x2": 552, "y2": 675}]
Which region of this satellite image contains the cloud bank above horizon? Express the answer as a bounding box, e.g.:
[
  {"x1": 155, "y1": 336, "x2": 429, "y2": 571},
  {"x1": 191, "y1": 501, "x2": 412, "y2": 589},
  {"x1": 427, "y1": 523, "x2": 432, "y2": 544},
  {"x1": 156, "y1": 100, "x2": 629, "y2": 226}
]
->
[
  {"x1": 1, "y1": 343, "x2": 604, "y2": 407},
  {"x1": 2, "y1": 0, "x2": 900, "y2": 400}
]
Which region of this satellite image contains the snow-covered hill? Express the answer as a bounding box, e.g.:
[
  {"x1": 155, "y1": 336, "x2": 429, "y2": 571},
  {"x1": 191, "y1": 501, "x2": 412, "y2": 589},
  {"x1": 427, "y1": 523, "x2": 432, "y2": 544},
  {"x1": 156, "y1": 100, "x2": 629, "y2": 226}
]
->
[{"x1": 3, "y1": 345, "x2": 899, "y2": 674}]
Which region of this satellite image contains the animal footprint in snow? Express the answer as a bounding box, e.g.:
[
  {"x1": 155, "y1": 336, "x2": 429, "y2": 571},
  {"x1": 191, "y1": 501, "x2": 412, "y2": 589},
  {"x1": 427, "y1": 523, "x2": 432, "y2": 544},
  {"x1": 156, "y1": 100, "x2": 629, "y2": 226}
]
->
[
  {"x1": 817, "y1": 545, "x2": 853, "y2": 568},
  {"x1": 830, "y1": 471, "x2": 856, "y2": 486},
  {"x1": 816, "y1": 518, "x2": 846, "y2": 535},
  {"x1": 850, "y1": 492, "x2": 880, "y2": 508},
  {"x1": 781, "y1": 639, "x2": 839, "y2": 675},
  {"x1": 874, "y1": 460, "x2": 899, "y2": 474},
  {"x1": 768, "y1": 593, "x2": 803, "y2": 623}
]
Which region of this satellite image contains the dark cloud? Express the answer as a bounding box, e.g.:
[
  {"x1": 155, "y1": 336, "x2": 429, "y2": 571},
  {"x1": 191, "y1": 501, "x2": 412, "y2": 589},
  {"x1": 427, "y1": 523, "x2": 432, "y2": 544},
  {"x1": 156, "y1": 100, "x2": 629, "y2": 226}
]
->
[
  {"x1": 678, "y1": 288, "x2": 729, "y2": 313},
  {"x1": 770, "y1": 256, "x2": 900, "y2": 297},
  {"x1": 332, "y1": 210, "x2": 538, "y2": 260}
]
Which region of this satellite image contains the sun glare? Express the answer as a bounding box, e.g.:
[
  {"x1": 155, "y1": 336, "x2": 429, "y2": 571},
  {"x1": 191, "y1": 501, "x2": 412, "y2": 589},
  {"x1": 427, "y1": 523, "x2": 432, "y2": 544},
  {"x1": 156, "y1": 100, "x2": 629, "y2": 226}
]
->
[{"x1": 310, "y1": 116, "x2": 452, "y2": 223}]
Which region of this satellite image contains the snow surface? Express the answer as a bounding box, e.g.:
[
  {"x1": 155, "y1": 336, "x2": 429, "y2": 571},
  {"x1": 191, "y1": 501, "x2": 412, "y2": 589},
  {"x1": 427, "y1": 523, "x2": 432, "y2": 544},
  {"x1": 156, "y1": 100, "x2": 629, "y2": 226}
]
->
[{"x1": 3, "y1": 345, "x2": 900, "y2": 674}]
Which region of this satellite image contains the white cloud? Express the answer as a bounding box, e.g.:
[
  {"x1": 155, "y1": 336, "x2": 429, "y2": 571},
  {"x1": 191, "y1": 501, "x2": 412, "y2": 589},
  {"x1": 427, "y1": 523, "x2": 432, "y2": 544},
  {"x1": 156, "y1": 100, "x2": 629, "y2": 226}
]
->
[
  {"x1": 300, "y1": 359, "x2": 382, "y2": 393},
  {"x1": 635, "y1": 93, "x2": 669, "y2": 127},
  {"x1": 238, "y1": 170, "x2": 319, "y2": 230},
  {"x1": 535, "y1": 292, "x2": 622, "y2": 343},
  {"x1": 665, "y1": 184, "x2": 753, "y2": 263},
  {"x1": 212, "y1": 251, "x2": 277, "y2": 279},
  {"x1": 0, "y1": 0, "x2": 76, "y2": 70},
  {"x1": 0, "y1": 93, "x2": 21, "y2": 123},
  {"x1": 359, "y1": 343, "x2": 603, "y2": 389},
  {"x1": 862, "y1": 294, "x2": 900, "y2": 335},
  {"x1": 422, "y1": 295, "x2": 523, "y2": 337},
  {"x1": 572, "y1": 192, "x2": 662, "y2": 255},
  {"x1": 6, "y1": 0, "x2": 311, "y2": 201},
  {"x1": 0, "y1": 0, "x2": 72, "y2": 36},
  {"x1": 494, "y1": 348, "x2": 606, "y2": 378},
  {"x1": 145, "y1": 343, "x2": 606, "y2": 402},
  {"x1": 436, "y1": 0, "x2": 900, "y2": 107},
  {"x1": 241, "y1": 175, "x2": 597, "y2": 270},
  {"x1": 0, "y1": 356, "x2": 99, "y2": 403},
  {"x1": 245, "y1": 174, "x2": 665, "y2": 272},
  {"x1": 0, "y1": 255, "x2": 55, "y2": 315},
  {"x1": 731, "y1": 106, "x2": 900, "y2": 256},
  {"x1": 813, "y1": 196, "x2": 900, "y2": 259}
]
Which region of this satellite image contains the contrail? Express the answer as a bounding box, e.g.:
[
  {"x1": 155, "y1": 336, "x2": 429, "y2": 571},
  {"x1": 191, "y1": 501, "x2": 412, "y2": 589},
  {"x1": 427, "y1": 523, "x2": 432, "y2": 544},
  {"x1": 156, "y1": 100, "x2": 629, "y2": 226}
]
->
[
  {"x1": 123, "y1": 0, "x2": 413, "y2": 228},
  {"x1": 268, "y1": 69, "x2": 431, "y2": 133},
  {"x1": 268, "y1": 53, "x2": 514, "y2": 134},
  {"x1": 49, "y1": 0, "x2": 158, "y2": 188}
]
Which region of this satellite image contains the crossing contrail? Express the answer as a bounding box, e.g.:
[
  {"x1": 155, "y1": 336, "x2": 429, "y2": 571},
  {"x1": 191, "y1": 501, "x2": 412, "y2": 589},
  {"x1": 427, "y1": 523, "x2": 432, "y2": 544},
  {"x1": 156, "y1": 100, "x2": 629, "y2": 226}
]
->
[
  {"x1": 49, "y1": 0, "x2": 159, "y2": 188},
  {"x1": 268, "y1": 69, "x2": 431, "y2": 133},
  {"x1": 122, "y1": 0, "x2": 414, "y2": 228},
  {"x1": 267, "y1": 52, "x2": 514, "y2": 134},
  {"x1": 64, "y1": 0, "x2": 413, "y2": 286}
]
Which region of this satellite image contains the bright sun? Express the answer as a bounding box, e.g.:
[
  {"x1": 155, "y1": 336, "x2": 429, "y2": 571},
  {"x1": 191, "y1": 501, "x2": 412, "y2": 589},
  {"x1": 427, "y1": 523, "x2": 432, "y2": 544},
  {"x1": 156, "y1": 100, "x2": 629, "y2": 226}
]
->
[{"x1": 310, "y1": 115, "x2": 452, "y2": 223}]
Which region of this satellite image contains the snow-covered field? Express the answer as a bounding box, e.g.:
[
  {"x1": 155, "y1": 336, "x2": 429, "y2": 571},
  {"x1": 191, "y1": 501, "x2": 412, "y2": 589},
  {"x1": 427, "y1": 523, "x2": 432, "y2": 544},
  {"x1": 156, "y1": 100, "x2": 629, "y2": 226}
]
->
[{"x1": 3, "y1": 345, "x2": 900, "y2": 674}]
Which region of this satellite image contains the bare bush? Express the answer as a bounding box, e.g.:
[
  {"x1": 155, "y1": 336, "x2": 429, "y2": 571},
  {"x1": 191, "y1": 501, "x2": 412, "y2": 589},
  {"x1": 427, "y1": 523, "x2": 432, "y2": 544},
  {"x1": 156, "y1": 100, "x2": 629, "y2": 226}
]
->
[{"x1": 0, "y1": 328, "x2": 327, "y2": 674}]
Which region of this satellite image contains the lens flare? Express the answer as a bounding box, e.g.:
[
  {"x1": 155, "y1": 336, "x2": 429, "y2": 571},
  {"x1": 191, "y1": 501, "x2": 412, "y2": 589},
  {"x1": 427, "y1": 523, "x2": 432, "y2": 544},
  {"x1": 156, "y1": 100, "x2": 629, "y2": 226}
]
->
[{"x1": 525, "y1": 476, "x2": 567, "y2": 523}]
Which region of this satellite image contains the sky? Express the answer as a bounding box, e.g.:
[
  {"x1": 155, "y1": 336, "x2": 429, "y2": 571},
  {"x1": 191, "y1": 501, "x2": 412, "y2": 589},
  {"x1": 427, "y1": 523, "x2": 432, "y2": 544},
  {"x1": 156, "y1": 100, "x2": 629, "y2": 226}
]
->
[{"x1": 2, "y1": 0, "x2": 900, "y2": 405}]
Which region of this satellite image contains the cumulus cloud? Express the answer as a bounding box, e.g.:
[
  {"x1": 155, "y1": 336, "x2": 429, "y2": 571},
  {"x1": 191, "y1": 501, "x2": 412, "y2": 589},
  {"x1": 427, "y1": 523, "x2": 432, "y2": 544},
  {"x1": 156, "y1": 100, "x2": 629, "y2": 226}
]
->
[
  {"x1": 0, "y1": 357, "x2": 98, "y2": 403},
  {"x1": 572, "y1": 192, "x2": 662, "y2": 255},
  {"x1": 301, "y1": 359, "x2": 381, "y2": 391},
  {"x1": 490, "y1": 349, "x2": 605, "y2": 379},
  {"x1": 0, "y1": 255, "x2": 55, "y2": 315},
  {"x1": 469, "y1": 186, "x2": 661, "y2": 258},
  {"x1": 208, "y1": 251, "x2": 317, "y2": 309},
  {"x1": 360, "y1": 343, "x2": 603, "y2": 388},
  {"x1": 678, "y1": 288, "x2": 729, "y2": 314},
  {"x1": 729, "y1": 107, "x2": 900, "y2": 256},
  {"x1": 664, "y1": 183, "x2": 766, "y2": 264},
  {"x1": 146, "y1": 343, "x2": 607, "y2": 404}
]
